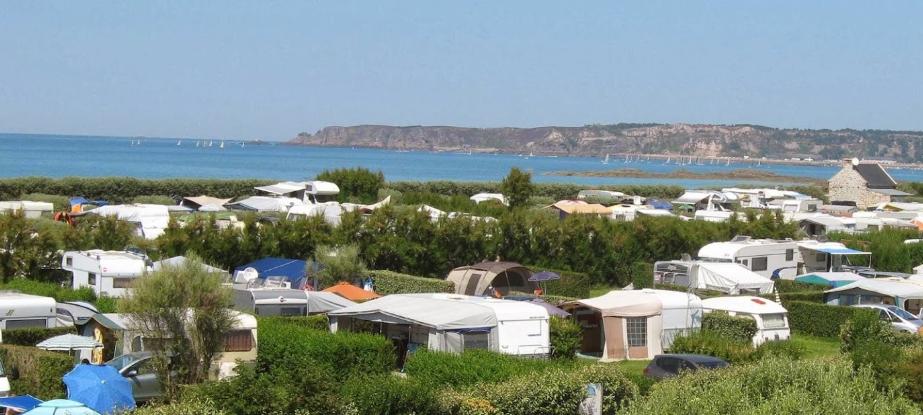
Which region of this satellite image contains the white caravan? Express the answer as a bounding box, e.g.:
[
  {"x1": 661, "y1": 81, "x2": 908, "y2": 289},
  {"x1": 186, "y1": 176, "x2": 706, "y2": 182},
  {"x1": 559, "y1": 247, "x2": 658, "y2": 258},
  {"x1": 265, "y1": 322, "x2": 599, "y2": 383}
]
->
[
  {"x1": 698, "y1": 237, "x2": 800, "y2": 279},
  {"x1": 63, "y1": 250, "x2": 149, "y2": 298},
  {"x1": 0, "y1": 291, "x2": 57, "y2": 330},
  {"x1": 702, "y1": 296, "x2": 791, "y2": 346},
  {"x1": 653, "y1": 260, "x2": 774, "y2": 295}
]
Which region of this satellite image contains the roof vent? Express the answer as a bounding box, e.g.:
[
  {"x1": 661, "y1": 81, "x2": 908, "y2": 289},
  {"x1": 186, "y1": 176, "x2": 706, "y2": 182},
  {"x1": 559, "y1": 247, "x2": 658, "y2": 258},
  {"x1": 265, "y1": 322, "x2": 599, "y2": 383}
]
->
[{"x1": 731, "y1": 235, "x2": 751, "y2": 242}]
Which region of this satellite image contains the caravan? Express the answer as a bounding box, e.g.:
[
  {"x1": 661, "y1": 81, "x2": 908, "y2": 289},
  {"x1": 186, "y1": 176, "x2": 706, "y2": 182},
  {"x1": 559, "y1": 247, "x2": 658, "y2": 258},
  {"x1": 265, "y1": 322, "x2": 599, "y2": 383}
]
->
[
  {"x1": 63, "y1": 250, "x2": 149, "y2": 298},
  {"x1": 654, "y1": 260, "x2": 774, "y2": 295},
  {"x1": 702, "y1": 296, "x2": 791, "y2": 346},
  {"x1": 0, "y1": 292, "x2": 57, "y2": 330},
  {"x1": 697, "y1": 237, "x2": 800, "y2": 279},
  {"x1": 233, "y1": 288, "x2": 355, "y2": 316}
]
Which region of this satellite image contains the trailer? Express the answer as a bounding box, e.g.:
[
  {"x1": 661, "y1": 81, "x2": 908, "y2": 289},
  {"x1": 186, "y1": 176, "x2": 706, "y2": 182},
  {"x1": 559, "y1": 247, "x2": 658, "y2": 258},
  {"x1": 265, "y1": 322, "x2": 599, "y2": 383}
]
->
[
  {"x1": 0, "y1": 291, "x2": 57, "y2": 330},
  {"x1": 697, "y1": 237, "x2": 800, "y2": 279}
]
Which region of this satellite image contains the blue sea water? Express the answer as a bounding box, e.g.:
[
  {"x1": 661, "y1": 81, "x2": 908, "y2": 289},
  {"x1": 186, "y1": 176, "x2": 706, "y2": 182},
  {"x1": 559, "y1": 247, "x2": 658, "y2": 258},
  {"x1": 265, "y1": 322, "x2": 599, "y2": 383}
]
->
[{"x1": 3, "y1": 133, "x2": 923, "y2": 188}]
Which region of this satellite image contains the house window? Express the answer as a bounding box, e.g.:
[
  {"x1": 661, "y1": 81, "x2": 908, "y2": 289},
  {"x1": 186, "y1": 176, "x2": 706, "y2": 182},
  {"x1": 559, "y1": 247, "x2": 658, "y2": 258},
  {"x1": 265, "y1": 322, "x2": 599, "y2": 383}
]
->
[
  {"x1": 626, "y1": 317, "x2": 647, "y2": 347},
  {"x1": 785, "y1": 249, "x2": 794, "y2": 261},
  {"x1": 223, "y1": 330, "x2": 255, "y2": 352},
  {"x1": 88, "y1": 273, "x2": 97, "y2": 286},
  {"x1": 462, "y1": 332, "x2": 489, "y2": 350},
  {"x1": 3, "y1": 319, "x2": 47, "y2": 330},
  {"x1": 113, "y1": 278, "x2": 134, "y2": 289},
  {"x1": 751, "y1": 257, "x2": 768, "y2": 272}
]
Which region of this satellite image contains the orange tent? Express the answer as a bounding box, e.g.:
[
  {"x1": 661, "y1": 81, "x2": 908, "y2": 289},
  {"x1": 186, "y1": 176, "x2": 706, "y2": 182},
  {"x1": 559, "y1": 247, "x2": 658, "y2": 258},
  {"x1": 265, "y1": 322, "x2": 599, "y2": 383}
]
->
[{"x1": 323, "y1": 282, "x2": 381, "y2": 302}]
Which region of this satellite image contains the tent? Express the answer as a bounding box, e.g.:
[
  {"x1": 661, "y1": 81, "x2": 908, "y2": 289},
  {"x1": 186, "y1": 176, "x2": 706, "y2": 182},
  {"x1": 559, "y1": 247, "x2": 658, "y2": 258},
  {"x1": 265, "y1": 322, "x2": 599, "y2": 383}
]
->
[
  {"x1": 646, "y1": 199, "x2": 673, "y2": 210},
  {"x1": 323, "y1": 282, "x2": 380, "y2": 302},
  {"x1": 470, "y1": 193, "x2": 508, "y2": 206},
  {"x1": 286, "y1": 202, "x2": 345, "y2": 226},
  {"x1": 329, "y1": 294, "x2": 550, "y2": 357},
  {"x1": 225, "y1": 196, "x2": 303, "y2": 212},
  {"x1": 90, "y1": 204, "x2": 170, "y2": 239},
  {"x1": 695, "y1": 262, "x2": 774, "y2": 294},
  {"x1": 180, "y1": 195, "x2": 231, "y2": 211},
  {"x1": 825, "y1": 278, "x2": 923, "y2": 315},
  {"x1": 445, "y1": 262, "x2": 537, "y2": 296},
  {"x1": 562, "y1": 289, "x2": 703, "y2": 361},
  {"x1": 233, "y1": 258, "x2": 307, "y2": 289},
  {"x1": 0, "y1": 201, "x2": 54, "y2": 218},
  {"x1": 795, "y1": 272, "x2": 865, "y2": 288}
]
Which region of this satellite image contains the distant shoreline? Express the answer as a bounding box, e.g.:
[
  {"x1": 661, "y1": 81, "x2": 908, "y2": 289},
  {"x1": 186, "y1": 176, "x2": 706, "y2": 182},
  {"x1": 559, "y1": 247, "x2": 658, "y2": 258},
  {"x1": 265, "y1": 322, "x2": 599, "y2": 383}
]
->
[{"x1": 545, "y1": 168, "x2": 825, "y2": 185}]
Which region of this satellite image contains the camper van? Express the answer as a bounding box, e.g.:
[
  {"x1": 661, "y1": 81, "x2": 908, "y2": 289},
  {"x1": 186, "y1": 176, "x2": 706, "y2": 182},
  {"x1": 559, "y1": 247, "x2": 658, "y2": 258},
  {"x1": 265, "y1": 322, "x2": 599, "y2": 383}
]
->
[
  {"x1": 0, "y1": 292, "x2": 57, "y2": 330},
  {"x1": 702, "y1": 296, "x2": 791, "y2": 346},
  {"x1": 697, "y1": 237, "x2": 800, "y2": 279},
  {"x1": 63, "y1": 250, "x2": 149, "y2": 298}
]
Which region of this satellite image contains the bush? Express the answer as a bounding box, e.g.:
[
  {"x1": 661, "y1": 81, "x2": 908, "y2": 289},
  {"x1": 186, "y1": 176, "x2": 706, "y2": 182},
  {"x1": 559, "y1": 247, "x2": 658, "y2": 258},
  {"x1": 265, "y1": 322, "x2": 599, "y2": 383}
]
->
[
  {"x1": 0, "y1": 279, "x2": 97, "y2": 302},
  {"x1": 549, "y1": 316, "x2": 581, "y2": 359},
  {"x1": 530, "y1": 266, "x2": 592, "y2": 298},
  {"x1": 317, "y1": 168, "x2": 385, "y2": 204},
  {"x1": 259, "y1": 315, "x2": 330, "y2": 331},
  {"x1": 369, "y1": 270, "x2": 455, "y2": 295},
  {"x1": 899, "y1": 347, "x2": 923, "y2": 403},
  {"x1": 623, "y1": 357, "x2": 921, "y2": 414},
  {"x1": 403, "y1": 349, "x2": 566, "y2": 387},
  {"x1": 778, "y1": 291, "x2": 824, "y2": 304},
  {"x1": 774, "y1": 279, "x2": 826, "y2": 293},
  {"x1": 18, "y1": 193, "x2": 70, "y2": 211},
  {"x1": 786, "y1": 301, "x2": 875, "y2": 338},
  {"x1": 126, "y1": 397, "x2": 228, "y2": 415},
  {"x1": 751, "y1": 340, "x2": 804, "y2": 361},
  {"x1": 131, "y1": 195, "x2": 177, "y2": 205},
  {"x1": 1, "y1": 326, "x2": 76, "y2": 346},
  {"x1": 630, "y1": 262, "x2": 653, "y2": 289},
  {"x1": 0, "y1": 345, "x2": 73, "y2": 399},
  {"x1": 669, "y1": 331, "x2": 754, "y2": 363},
  {"x1": 701, "y1": 312, "x2": 758, "y2": 344},
  {"x1": 340, "y1": 374, "x2": 440, "y2": 415},
  {"x1": 0, "y1": 177, "x2": 271, "y2": 203}
]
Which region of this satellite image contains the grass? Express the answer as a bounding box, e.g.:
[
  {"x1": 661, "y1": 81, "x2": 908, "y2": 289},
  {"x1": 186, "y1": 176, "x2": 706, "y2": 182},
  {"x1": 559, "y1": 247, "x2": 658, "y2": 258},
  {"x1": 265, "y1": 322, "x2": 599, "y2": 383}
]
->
[
  {"x1": 589, "y1": 284, "x2": 617, "y2": 297},
  {"x1": 789, "y1": 333, "x2": 842, "y2": 359},
  {"x1": 615, "y1": 359, "x2": 650, "y2": 377}
]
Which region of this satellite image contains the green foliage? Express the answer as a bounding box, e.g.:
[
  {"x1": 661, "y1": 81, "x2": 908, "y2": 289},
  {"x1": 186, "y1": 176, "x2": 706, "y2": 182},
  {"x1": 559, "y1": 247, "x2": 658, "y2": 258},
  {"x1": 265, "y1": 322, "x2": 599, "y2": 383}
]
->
[
  {"x1": 778, "y1": 291, "x2": 825, "y2": 304},
  {"x1": 126, "y1": 396, "x2": 228, "y2": 415},
  {"x1": 368, "y1": 269, "x2": 455, "y2": 295},
  {"x1": 898, "y1": 347, "x2": 923, "y2": 403},
  {"x1": 64, "y1": 214, "x2": 137, "y2": 251},
  {"x1": 774, "y1": 279, "x2": 826, "y2": 293},
  {"x1": 120, "y1": 256, "x2": 235, "y2": 398},
  {"x1": 669, "y1": 331, "x2": 755, "y2": 363},
  {"x1": 500, "y1": 168, "x2": 534, "y2": 210},
  {"x1": 259, "y1": 315, "x2": 330, "y2": 331},
  {"x1": 839, "y1": 310, "x2": 921, "y2": 353},
  {"x1": 549, "y1": 316, "x2": 582, "y2": 359},
  {"x1": 532, "y1": 266, "x2": 592, "y2": 298},
  {"x1": 18, "y1": 193, "x2": 70, "y2": 211},
  {"x1": 702, "y1": 312, "x2": 758, "y2": 344},
  {"x1": 403, "y1": 349, "x2": 566, "y2": 387},
  {"x1": 0, "y1": 212, "x2": 60, "y2": 282},
  {"x1": 0, "y1": 279, "x2": 96, "y2": 302},
  {"x1": 317, "y1": 167, "x2": 385, "y2": 203},
  {"x1": 386, "y1": 181, "x2": 685, "y2": 201},
  {"x1": 0, "y1": 177, "x2": 271, "y2": 203},
  {"x1": 257, "y1": 318, "x2": 393, "y2": 382},
  {"x1": 313, "y1": 244, "x2": 368, "y2": 289},
  {"x1": 749, "y1": 340, "x2": 805, "y2": 361},
  {"x1": 787, "y1": 301, "x2": 876, "y2": 337},
  {"x1": 1, "y1": 326, "x2": 76, "y2": 346},
  {"x1": 623, "y1": 357, "x2": 921, "y2": 414},
  {"x1": 829, "y1": 229, "x2": 923, "y2": 273},
  {"x1": 131, "y1": 195, "x2": 177, "y2": 205},
  {"x1": 340, "y1": 374, "x2": 441, "y2": 415},
  {"x1": 630, "y1": 262, "x2": 653, "y2": 289},
  {"x1": 0, "y1": 345, "x2": 74, "y2": 399},
  {"x1": 399, "y1": 191, "x2": 507, "y2": 217}
]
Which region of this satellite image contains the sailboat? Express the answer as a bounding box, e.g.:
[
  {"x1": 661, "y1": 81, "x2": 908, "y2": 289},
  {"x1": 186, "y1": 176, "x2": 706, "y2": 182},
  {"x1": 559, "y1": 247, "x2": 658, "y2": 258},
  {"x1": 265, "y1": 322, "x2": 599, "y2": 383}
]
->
[
  {"x1": 176, "y1": 140, "x2": 182, "y2": 146},
  {"x1": 726, "y1": 158, "x2": 730, "y2": 166},
  {"x1": 665, "y1": 156, "x2": 671, "y2": 164},
  {"x1": 195, "y1": 140, "x2": 201, "y2": 148},
  {"x1": 240, "y1": 142, "x2": 246, "y2": 148},
  {"x1": 602, "y1": 154, "x2": 610, "y2": 164},
  {"x1": 208, "y1": 140, "x2": 213, "y2": 147},
  {"x1": 220, "y1": 140, "x2": 225, "y2": 149}
]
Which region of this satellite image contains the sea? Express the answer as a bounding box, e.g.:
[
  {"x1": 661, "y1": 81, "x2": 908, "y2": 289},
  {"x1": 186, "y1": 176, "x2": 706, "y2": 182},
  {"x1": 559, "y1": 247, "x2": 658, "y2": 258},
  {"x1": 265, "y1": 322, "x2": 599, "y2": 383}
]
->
[{"x1": 4, "y1": 133, "x2": 923, "y2": 188}]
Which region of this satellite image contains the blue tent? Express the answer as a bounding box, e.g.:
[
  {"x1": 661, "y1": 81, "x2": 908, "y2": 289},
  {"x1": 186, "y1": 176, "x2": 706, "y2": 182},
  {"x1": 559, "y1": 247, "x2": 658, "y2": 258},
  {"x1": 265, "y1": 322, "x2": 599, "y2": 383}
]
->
[
  {"x1": 646, "y1": 199, "x2": 673, "y2": 210},
  {"x1": 69, "y1": 197, "x2": 108, "y2": 207},
  {"x1": 235, "y1": 257, "x2": 308, "y2": 287}
]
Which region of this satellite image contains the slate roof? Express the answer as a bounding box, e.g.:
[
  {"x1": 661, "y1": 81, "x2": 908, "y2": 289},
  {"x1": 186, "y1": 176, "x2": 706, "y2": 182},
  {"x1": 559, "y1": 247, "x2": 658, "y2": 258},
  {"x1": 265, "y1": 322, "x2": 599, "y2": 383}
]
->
[{"x1": 854, "y1": 163, "x2": 897, "y2": 188}]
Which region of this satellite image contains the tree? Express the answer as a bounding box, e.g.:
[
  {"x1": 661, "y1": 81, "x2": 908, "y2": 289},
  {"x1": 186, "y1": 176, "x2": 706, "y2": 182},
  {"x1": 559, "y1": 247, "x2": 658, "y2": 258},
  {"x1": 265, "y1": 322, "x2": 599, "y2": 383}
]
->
[
  {"x1": 120, "y1": 255, "x2": 234, "y2": 400},
  {"x1": 310, "y1": 244, "x2": 368, "y2": 289},
  {"x1": 0, "y1": 212, "x2": 59, "y2": 282},
  {"x1": 316, "y1": 167, "x2": 385, "y2": 203},
  {"x1": 500, "y1": 168, "x2": 534, "y2": 210}
]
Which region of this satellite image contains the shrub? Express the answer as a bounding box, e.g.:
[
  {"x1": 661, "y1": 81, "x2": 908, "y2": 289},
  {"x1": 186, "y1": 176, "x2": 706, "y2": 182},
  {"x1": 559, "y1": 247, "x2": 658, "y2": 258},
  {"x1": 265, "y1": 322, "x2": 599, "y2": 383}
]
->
[
  {"x1": 369, "y1": 269, "x2": 455, "y2": 295},
  {"x1": 549, "y1": 316, "x2": 582, "y2": 359},
  {"x1": 403, "y1": 349, "x2": 565, "y2": 387},
  {"x1": 669, "y1": 331, "x2": 754, "y2": 363},
  {"x1": 541, "y1": 294, "x2": 578, "y2": 305},
  {"x1": 126, "y1": 397, "x2": 228, "y2": 415},
  {"x1": 312, "y1": 244, "x2": 368, "y2": 289},
  {"x1": 630, "y1": 262, "x2": 653, "y2": 289},
  {"x1": 317, "y1": 167, "x2": 385, "y2": 203},
  {"x1": 778, "y1": 291, "x2": 824, "y2": 304},
  {"x1": 1, "y1": 326, "x2": 76, "y2": 346},
  {"x1": 526, "y1": 266, "x2": 592, "y2": 298},
  {"x1": 899, "y1": 347, "x2": 923, "y2": 403},
  {"x1": 131, "y1": 195, "x2": 177, "y2": 205},
  {"x1": 0, "y1": 345, "x2": 73, "y2": 399},
  {"x1": 751, "y1": 340, "x2": 804, "y2": 361},
  {"x1": 786, "y1": 301, "x2": 875, "y2": 338},
  {"x1": 623, "y1": 357, "x2": 921, "y2": 414},
  {"x1": 0, "y1": 279, "x2": 97, "y2": 302},
  {"x1": 18, "y1": 193, "x2": 70, "y2": 211},
  {"x1": 0, "y1": 177, "x2": 271, "y2": 203},
  {"x1": 701, "y1": 312, "x2": 758, "y2": 344},
  {"x1": 340, "y1": 374, "x2": 441, "y2": 415},
  {"x1": 774, "y1": 279, "x2": 826, "y2": 293},
  {"x1": 259, "y1": 315, "x2": 329, "y2": 331}
]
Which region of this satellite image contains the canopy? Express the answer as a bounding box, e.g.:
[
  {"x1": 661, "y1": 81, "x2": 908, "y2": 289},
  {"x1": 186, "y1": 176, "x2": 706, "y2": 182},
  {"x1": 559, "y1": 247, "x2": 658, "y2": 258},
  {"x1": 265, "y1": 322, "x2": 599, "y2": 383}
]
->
[
  {"x1": 805, "y1": 246, "x2": 870, "y2": 255},
  {"x1": 330, "y1": 294, "x2": 501, "y2": 330},
  {"x1": 23, "y1": 400, "x2": 100, "y2": 415},
  {"x1": 795, "y1": 272, "x2": 865, "y2": 288},
  {"x1": 566, "y1": 290, "x2": 662, "y2": 317},
  {"x1": 234, "y1": 258, "x2": 307, "y2": 286},
  {"x1": 323, "y1": 282, "x2": 380, "y2": 302},
  {"x1": 181, "y1": 196, "x2": 231, "y2": 211},
  {"x1": 646, "y1": 199, "x2": 673, "y2": 210},
  {"x1": 36, "y1": 334, "x2": 102, "y2": 351},
  {"x1": 255, "y1": 181, "x2": 307, "y2": 196},
  {"x1": 226, "y1": 196, "x2": 303, "y2": 212},
  {"x1": 0, "y1": 396, "x2": 43, "y2": 413},
  {"x1": 826, "y1": 278, "x2": 923, "y2": 299},
  {"x1": 548, "y1": 201, "x2": 612, "y2": 215},
  {"x1": 56, "y1": 302, "x2": 100, "y2": 326},
  {"x1": 695, "y1": 262, "x2": 774, "y2": 294},
  {"x1": 64, "y1": 364, "x2": 135, "y2": 414},
  {"x1": 70, "y1": 197, "x2": 108, "y2": 207}
]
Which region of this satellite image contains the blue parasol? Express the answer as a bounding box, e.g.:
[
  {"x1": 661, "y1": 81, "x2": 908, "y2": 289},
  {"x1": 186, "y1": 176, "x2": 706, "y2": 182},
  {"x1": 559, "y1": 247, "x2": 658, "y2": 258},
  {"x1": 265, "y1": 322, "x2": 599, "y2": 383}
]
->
[{"x1": 63, "y1": 364, "x2": 135, "y2": 414}]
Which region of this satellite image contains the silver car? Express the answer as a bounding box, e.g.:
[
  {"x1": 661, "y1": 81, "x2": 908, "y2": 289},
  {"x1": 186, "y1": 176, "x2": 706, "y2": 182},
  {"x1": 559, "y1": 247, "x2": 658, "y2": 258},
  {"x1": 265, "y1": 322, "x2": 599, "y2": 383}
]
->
[
  {"x1": 105, "y1": 352, "x2": 162, "y2": 402},
  {"x1": 853, "y1": 304, "x2": 923, "y2": 333}
]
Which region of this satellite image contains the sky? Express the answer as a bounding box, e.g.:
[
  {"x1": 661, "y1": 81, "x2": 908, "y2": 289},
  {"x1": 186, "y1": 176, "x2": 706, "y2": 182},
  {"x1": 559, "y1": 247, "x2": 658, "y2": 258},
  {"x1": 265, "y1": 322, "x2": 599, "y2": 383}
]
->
[{"x1": 1, "y1": 1, "x2": 922, "y2": 140}]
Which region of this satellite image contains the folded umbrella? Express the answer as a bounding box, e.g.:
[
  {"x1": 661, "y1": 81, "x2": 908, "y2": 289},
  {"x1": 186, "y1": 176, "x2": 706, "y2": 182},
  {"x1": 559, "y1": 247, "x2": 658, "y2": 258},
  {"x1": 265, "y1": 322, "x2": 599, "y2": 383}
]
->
[{"x1": 63, "y1": 365, "x2": 135, "y2": 414}]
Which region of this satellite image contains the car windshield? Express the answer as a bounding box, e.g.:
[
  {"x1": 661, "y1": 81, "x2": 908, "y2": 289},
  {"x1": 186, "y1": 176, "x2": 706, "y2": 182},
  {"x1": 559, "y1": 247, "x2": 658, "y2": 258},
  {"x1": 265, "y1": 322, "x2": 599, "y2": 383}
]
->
[
  {"x1": 695, "y1": 360, "x2": 729, "y2": 369},
  {"x1": 106, "y1": 354, "x2": 140, "y2": 371},
  {"x1": 887, "y1": 306, "x2": 920, "y2": 321}
]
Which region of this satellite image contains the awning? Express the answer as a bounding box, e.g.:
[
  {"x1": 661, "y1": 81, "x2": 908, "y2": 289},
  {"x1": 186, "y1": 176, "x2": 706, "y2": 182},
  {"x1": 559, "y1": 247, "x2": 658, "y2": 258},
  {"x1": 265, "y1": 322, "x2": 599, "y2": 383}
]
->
[{"x1": 807, "y1": 247, "x2": 870, "y2": 255}]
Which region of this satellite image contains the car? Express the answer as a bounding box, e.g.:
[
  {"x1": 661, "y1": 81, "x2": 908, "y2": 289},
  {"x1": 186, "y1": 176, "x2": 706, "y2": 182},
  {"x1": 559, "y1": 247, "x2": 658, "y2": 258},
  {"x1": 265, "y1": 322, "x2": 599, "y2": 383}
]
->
[
  {"x1": 105, "y1": 352, "x2": 163, "y2": 403},
  {"x1": 852, "y1": 304, "x2": 923, "y2": 333},
  {"x1": 643, "y1": 354, "x2": 729, "y2": 379}
]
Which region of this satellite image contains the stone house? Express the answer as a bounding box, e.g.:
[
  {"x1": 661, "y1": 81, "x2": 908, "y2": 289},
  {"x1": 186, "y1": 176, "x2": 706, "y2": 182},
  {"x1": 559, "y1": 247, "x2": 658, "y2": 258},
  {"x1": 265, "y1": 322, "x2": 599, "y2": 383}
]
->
[{"x1": 828, "y1": 159, "x2": 910, "y2": 210}]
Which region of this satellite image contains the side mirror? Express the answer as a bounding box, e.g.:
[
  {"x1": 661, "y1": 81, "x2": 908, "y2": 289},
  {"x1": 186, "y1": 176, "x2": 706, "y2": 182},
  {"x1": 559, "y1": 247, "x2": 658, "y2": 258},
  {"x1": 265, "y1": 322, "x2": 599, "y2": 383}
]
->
[{"x1": 124, "y1": 370, "x2": 138, "y2": 378}]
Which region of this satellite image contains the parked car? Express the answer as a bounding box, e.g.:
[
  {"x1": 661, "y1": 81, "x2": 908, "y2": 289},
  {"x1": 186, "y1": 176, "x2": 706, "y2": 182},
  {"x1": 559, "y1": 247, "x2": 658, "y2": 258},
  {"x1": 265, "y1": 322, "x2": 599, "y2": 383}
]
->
[
  {"x1": 644, "y1": 354, "x2": 729, "y2": 379},
  {"x1": 852, "y1": 304, "x2": 923, "y2": 333},
  {"x1": 105, "y1": 352, "x2": 162, "y2": 402}
]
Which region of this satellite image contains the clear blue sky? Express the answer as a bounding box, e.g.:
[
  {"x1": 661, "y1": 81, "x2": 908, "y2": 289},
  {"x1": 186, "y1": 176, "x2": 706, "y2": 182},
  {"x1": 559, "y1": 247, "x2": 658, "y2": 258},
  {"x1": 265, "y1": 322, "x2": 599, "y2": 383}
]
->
[{"x1": 1, "y1": 1, "x2": 921, "y2": 140}]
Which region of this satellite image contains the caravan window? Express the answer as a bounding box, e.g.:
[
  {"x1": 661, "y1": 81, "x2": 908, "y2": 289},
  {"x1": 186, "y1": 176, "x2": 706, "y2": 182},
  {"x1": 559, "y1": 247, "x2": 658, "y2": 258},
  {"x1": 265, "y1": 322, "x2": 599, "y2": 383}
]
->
[
  {"x1": 113, "y1": 278, "x2": 134, "y2": 289},
  {"x1": 626, "y1": 317, "x2": 647, "y2": 347},
  {"x1": 762, "y1": 314, "x2": 786, "y2": 329},
  {"x1": 223, "y1": 330, "x2": 255, "y2": 352},
  {"x1": 4, "y1": 318, "x2": 47, "y2": 330},
  {"x1": 88, "y1": 273, "x2": 97, "y2": 286},
  {"x1": 751, "y1": 257, "x2": 768, "y2": 272},
  {"x1": 65, "y1": 256, "x2": 73, "y2": 267},
  {"x1": 815, "y1": 252, "x2": 825, "y2": 263},
  {"x1": 462, "y1": 332, "x2": 489, "y2": 350},
  {"x1": 785, "y1": 249, "x2": 794, "y2": 261}
]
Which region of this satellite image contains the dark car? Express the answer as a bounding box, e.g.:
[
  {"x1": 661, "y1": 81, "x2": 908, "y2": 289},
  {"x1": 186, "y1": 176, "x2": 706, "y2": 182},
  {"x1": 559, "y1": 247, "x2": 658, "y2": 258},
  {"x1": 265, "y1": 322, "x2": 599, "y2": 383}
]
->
[{"x1": 643, "y1": 354, "x2": 729, "y2": 379}]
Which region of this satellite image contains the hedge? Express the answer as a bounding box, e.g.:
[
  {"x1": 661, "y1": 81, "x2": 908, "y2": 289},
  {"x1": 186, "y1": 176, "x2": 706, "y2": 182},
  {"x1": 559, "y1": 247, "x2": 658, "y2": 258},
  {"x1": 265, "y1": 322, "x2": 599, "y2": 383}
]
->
[
  {"x1": 778, "y1": 290, "x2": 825, "y2": 304},
  {"x1": 774, "y1": 279, "x2": 826, "y2": 293},
  {"x1": 258, "y1": 315, "x2": 329, "y2": 331},
  {"x1": 0, "y1": 345, "x2": 73, "y2": 399},
  {"x1": 549, "y1": 316, "x2": 581, "y2": 359},
  {"x1": 0, "y1": 177, "x2": 275, "y2": 203},
  {"x1": 786, "y1": 301, "x2": 877, "y2": 337},
  {"x1": 369, "y1": 270, "x2": 455, "y2": 295},
  {"x1": 1, "y1": 326, "x2": 76, "y2": 346},
  {"x1": 702, "y1": 312, "x2": 758, "y2": 344},
  {"x1": 0, "y1": 279, "x2": 96, "y2": 303},
  {"x1": 528, "y1": 266, "x2": 591, "y2": 298},
  {"x1": 403, "y1": 349, "x2": 569, "y2": 388},
  {"x1": 340, "y1": 374, "x2": 441, "y2": 415},
  {"x1": 386, "y1": 181, "x2": 687, "y2": 201}
]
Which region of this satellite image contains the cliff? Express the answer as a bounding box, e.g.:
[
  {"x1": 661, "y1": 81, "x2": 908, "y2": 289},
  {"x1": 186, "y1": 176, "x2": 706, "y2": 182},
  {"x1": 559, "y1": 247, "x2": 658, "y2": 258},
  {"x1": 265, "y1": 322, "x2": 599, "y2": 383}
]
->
[{"x1": 287, "y1": 123, "x2": 923, "y2": 162}]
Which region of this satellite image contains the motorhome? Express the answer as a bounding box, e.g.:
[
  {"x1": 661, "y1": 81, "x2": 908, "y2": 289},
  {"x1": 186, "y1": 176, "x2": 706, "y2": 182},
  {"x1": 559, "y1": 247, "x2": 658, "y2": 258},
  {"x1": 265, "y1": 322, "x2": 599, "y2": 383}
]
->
[
  {"x1": 702, "y1": 296, "x2": 791, "y2": 346},
  {"x1": 795, "y1": 240, "x2": 872, "y2": 274},
  {"x1": 697, "y1": 237, "x2": 800, "y2": 279},
  {"x1": 63, "y1": 250, "x2": 149, "y2": 298},
  {"x1": 0, "y1": 291, "x2": 57, "y2": 330}
]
